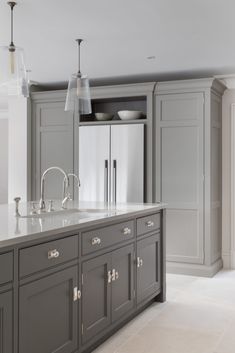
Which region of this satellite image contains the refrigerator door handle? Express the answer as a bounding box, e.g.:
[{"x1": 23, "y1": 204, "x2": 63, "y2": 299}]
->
[
  {"x1": 104, "y1": 160, "x2": 109, "y2": 203},
  {"x1": 113, "y1": 160, "x2": 117, "y2": 203}
]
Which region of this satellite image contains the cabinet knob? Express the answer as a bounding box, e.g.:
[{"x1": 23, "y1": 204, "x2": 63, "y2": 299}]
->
[
  {"x1": 115, "y1": 270, "x2": 119, "y2": 280},
  {"x1": 107, "y1": 270, "x2": 112, "y2": 284},
  {"x1": 48, "y1": 249, "x2": 60, "y2": 259},
  {"x1": 91, "y1": 237, "x2": 101, "y2": 246},
  {"x1": 73, "y1": 287, "x2": 81, "y2": 301},
  {"x1": 123, "y1": 227, "x2": 131, "y2": 235},
  {"x1": 112, "y1": 269, "x2": 116, "y2": 282},
  {"x1": 146, "y1": 220, "x2": 154, "y2": 228},
  {"x1": 137, "y1": 257, "x2": 144, "y2": 268}
]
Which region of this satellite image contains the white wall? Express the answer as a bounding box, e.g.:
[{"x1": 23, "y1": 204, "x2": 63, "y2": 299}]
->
[{"x1": 0, "y1": 118, "x2": 8, "y2": 203}]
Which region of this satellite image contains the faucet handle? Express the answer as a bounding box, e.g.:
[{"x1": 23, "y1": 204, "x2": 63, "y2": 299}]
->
[
  {"x1": 48, "y1": 200, "x2": 55, "y2": 212},
  {"x1": 14, "y1": 197, "x2": 21, "y2": 217},
  {"x1": 30, "y1": 202, "x2": 38, "y2": 215}
]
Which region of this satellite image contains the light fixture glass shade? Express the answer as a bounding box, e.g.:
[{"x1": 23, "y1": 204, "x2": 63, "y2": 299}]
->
[
  {"x1": 0, "y1": 46, "x2": 29, "y2": 97},
  {"x1": 65, "y1": 73, "x2": 92, "y2": 114}
]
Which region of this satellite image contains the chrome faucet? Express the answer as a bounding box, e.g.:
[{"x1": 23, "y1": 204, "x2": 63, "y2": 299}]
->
[
  {"x1": 62, "y1": 173, "x2": 81, "y2": 208},
  {"x1": 39, "y1": 167, "x2": 69, "y2": 212}
]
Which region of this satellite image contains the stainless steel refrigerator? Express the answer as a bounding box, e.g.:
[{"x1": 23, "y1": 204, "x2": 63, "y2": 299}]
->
[{"x1": 79, "y1": 124, "x2": 144, "y2": 203}]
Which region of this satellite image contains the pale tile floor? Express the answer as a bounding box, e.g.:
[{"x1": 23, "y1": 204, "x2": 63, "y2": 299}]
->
[{"x1": 93, "y1": 271, "x2": 235, "y2": 353}]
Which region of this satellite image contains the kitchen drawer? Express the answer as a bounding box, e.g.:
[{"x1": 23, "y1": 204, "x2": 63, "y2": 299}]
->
[
  {"x1": 19, "y1": 235, "x2": 79, "y2": 278},
  {"x1": 0, "y1": 252, "x2": 13, "y2": 285},
  {"x1": 137, "y1": 213, "x2": 161, "y2": 236},
  {"x1": 82, "y1": 220, "x2": 134, "y2": 255}
]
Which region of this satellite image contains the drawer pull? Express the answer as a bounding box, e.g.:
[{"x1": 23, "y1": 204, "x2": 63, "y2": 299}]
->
[
  {"x1": 123, "y1": 227, "x2": 131, "y2": 235},
  {"x1": 115, "y1": 270, "x2": 119, "y2": 280},
  {"x1": 112, "y1": 268, "x2": 116, "y2": 282},
  {"x1": 107, "y1": 270, "x2": 112, "y2": 284},
  {"x1": 48, "y1": 249, "x2": 60, "y2": 259},
  {"x1": 146, "y1": 220, "x2": 154, "y2": 228},
  {"x1": 137, "y1": 257, "x2": 143, "y2": 268},
  {"x1": 91, "y1": 237, "x2": 101, "y2": 246}
]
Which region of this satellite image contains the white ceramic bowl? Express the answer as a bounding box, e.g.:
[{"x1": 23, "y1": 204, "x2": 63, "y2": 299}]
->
[
  {"x1": 95, "y1": 113, "x2": 114, "y2": 121},
  {"x1": 117, "y1": 110, "x2": 143, "y2": 120}
]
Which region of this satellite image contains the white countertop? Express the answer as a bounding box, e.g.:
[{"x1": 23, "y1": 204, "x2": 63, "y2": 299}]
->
[{"x1": 0, "y1": 200, "x2": 166, "y2": 248}]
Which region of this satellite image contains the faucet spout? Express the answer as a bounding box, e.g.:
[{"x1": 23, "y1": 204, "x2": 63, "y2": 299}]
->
[{"x1": 39, "y1": 167, "x2": 69, "y2": 212}]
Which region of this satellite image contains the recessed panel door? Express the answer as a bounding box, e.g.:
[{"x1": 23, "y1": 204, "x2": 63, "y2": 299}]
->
[
  {"x1": 0, "y1": 291, "x2": 13, "y2": 353},
  {"x1": 19, "y1": 266, "x2": 78, "y2": 353},
  {"x1": 112, "y1": 244, "x2": 135, "y2": 322}
]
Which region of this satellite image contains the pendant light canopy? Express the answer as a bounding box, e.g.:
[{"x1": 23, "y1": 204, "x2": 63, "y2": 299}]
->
[
  {"x1": 65, "y1": 39, "x2": 91, "y2": 115},
  {"x1": 0, "y1": 1, "x2": 29, "y2": 97}
]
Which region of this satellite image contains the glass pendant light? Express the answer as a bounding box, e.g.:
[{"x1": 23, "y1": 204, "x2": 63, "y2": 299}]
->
[
  {"x1": 0, "y1": 1, "x2": 29, "y2": 97},
  {"x1": 65, "y1": 39, "x2": 91, "y2": 115}
]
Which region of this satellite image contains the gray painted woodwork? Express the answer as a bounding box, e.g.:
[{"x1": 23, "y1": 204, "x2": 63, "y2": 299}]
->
[
  {"x1": 154, "y1": 78, "x2": 226, "y2": 277},
  {"x1": 31, "y1": 82, "x2": 154, "y2": 203},
  {"x1": 137, "y1": 213, "x2": 161, "y2": 237},
  {"x1": 0, "y1": 252, "x2": 13, "y2": 285},
  {"x1": 0, "y1": 208, "x2": 165, "y2": 353},
  {"x1": 81, "y1": 220, "x2": 134, "y2": 256},
  {"x1": 82, "y1": 253, "x2": 112, "y2": 343},
  {"x1": 111, "y1": 244, "x2": 135, "y2": 322},
  {"x1": 19, "y1": 235, "x2": 79, "y2": 277},
  {"x1": 0, "y1": 291, "x2": 13, "y2": 353},
  {"x1": 19, "y1": 266, "x2": 78, "y2": 353},
  {"x1": 137, "y1": 233, "x2": 161, "y2": 304}
]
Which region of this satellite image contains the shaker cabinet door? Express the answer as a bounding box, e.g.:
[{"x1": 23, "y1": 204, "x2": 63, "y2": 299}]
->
[
  {"x1": 19, "y1": 266, "x2": 78, "y2": 353},
  {"x1": 0, "y1": 291, "x2": 13, "y2": 353},
  {"x1": 111, "y1": 244, "x2": 135, "y2": 322},
  {"x1": 137, "y1": 234, "x2": 161, "y2": 304},
  {"x1": 82, "y1": 254, "x2": 112, "y2": 343}
]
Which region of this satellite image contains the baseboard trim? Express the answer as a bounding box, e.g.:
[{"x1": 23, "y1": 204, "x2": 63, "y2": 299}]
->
[
  {"x1": 222, "y1": 252, "x2": 231, "y2": 269},
  {"x1": 166, "y1": 258, "x2": 223, "y2": 277}
]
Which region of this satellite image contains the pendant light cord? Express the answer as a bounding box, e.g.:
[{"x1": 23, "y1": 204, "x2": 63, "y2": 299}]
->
[
  {"x1": 76, "y1": 39, "x2": 83, "y2": 77},
  {"x1": 8, "y1": 1, "x2": 16, "y2": 48}
]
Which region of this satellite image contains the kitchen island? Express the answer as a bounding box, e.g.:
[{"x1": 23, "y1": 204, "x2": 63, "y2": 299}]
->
[{"x1": 0, "y1": 201, "x2": 166, "y2": 353}]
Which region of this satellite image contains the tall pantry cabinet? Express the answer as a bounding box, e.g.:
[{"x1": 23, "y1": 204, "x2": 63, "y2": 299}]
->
[{"x1": 154, "y1": 78, "x2": 226, "y2": 276}]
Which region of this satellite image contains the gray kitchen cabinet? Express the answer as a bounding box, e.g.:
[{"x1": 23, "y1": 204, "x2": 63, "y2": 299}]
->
[
  {"x1": 137, "y1": 233, "x2": 161, "y2": 304},
  {"x1": 111, "y1": 244, "x2": 135, "y2": 322},
  {"x1": 82, "y1": 253, "x2": 112, "y2": 343},
  {"x1": 0, "y1": 290, "x2": 13, "y2": 353},
  {"x1": 19, "y1": 266, "x2": 78, "y2": 353},
  {"x1": 82, "y1": 243, "x2": 135, "y2": 342},
  {"x1": 154, "y1": 78, "x2": 226, "y2": 277},
  {"x1": 31, "y1": 91, "x2": 76, "y2": 200}
]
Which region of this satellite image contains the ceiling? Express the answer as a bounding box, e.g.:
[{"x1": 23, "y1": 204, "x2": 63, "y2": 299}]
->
[{"x1": 0, "y1": 0, "x2": 235, "y2": 86}]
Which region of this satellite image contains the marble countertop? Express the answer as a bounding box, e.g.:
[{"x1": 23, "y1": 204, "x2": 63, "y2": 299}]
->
[{"x1": 0, "y1": 201, "x2": 166, "y2": 248}]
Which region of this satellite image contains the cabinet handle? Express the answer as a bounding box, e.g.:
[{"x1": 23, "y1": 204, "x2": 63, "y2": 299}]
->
[
  {"x1": 146, "y1": 220, "x2": 154, "y2": 228},
  {"x1": 77, "y1": 290, "x2": 82, "y2": 300},
  {"x1": 115, "y1": 270, "x2": 119, "y2": 280},
  {"x1": 91, "y1": 237, "x2": 101, "y2": 246},
  {"x1": 48, "y1": 249, "x2": 60, "y2": 259},
  {"x1": 73, "y1": 287, "x2": 78, "y2": 301},
  {"x1": 112, "y1": 269, "x2": 116, "y2": 282},
  {"x1": 107, "y1": 270, "x2": 112, "y2": 284},
  {"x1": 123, "y1": 227, "x2": 131, "y2": 235},
  {"x1": 137, "y1": 257, "x2": 143, "y2": 268}
]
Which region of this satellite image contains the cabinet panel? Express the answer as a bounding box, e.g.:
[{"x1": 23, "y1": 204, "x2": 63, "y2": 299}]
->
[
  {"x1": 0, "y1": 252, "x2": 13, "y2": 285},
  {"x1": 19, "y1": 266, "x2": 78, "y2": 353},
  {"x1": 0, "y1": 291, "x2": 13, "y2": 353},
  {"x1": 34, "y1": 102, "x2": 74, "y2": 200},
  {"x1": 112, "y1": 244, "x2": 135, "y2": 322},
  {"x1": 82, "y1": 254, "x2": 111, "y2": 343},
  {"x1": 137, "y1": 234, "x2": 160, "y2": 304}
]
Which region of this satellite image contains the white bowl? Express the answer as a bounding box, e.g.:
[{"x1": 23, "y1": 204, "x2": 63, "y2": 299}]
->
[
  {"x1": 117, "y1": 110, "x2": 143, "y2": 120},
  {"x1": 95, "y1": 113, "x2": 113, "y2": 121}
]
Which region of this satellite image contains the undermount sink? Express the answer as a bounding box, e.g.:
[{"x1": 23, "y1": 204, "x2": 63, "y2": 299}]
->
[{"x1": 20, "y1": 208, "x2": 114, "y2": 219}]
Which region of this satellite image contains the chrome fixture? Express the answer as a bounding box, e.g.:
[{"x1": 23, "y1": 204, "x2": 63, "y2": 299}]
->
[
  {"x1": 65, "y1": 39, "x2": 92, "y2": 115},
  {"x1": 39, "y1": 167, "x2": 69, "y2": 212},
  {"x1": 14, "y1": 196, "x2": 21, "y2": 217},
  {"x1": 0, "y1": 1, "x2": 29, "y2": 97},
  {"x1": 62, "y1": 173, "x2": 81, "y2": 205}
]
